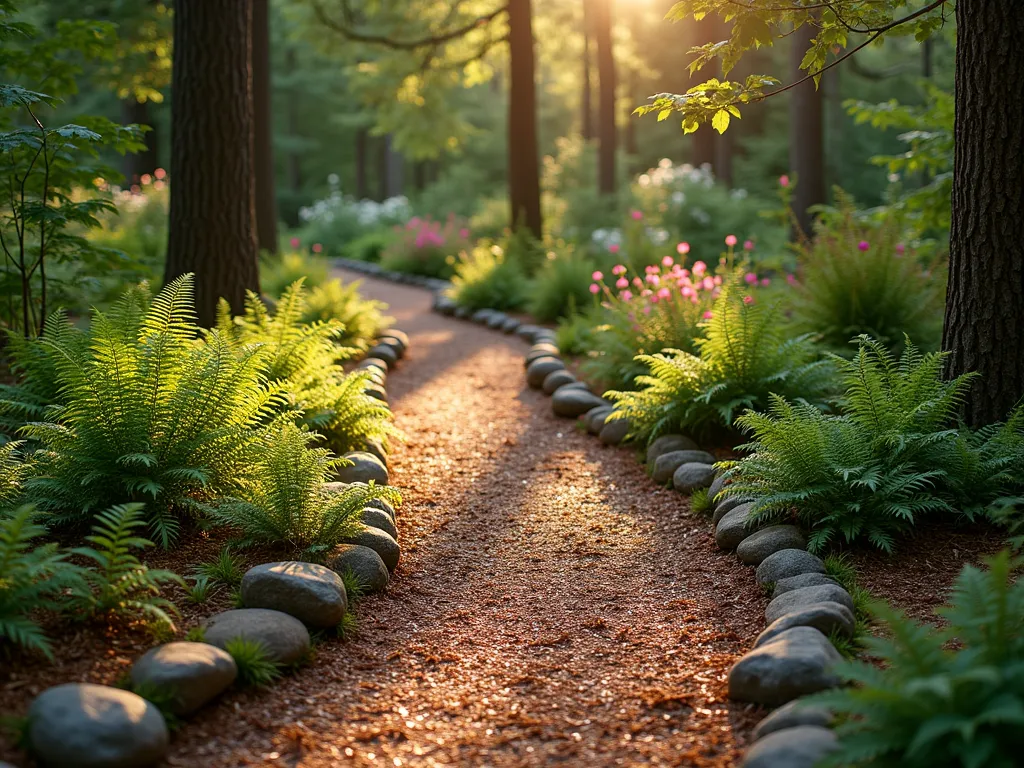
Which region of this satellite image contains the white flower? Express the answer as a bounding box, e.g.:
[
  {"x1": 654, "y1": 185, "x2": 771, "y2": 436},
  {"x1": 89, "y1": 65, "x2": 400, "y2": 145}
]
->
[{"x1": 672, "y1": 191, "x2": 685, "y2": 206}]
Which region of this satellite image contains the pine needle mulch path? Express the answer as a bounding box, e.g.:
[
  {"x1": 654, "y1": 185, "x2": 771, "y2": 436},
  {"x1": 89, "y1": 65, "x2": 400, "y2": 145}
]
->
[{"x1": 163, "y1": 271, "x2": 766, "y2": 767}]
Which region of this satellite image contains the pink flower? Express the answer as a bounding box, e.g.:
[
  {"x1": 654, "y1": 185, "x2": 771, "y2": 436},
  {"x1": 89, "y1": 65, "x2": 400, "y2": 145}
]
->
[
  {"x1": 642, "y1": 306, "x2": 652, "y2": 315},
  {"x1": 657, "y1": 287, "x2": 671, "y2": 299},
  {"x1": 725, "y1": 235, "x2": 738, "y2": 248},
  {"x1": 702, "y1": 276, "x2": 715, "y2": 291},
  {"x1": 592, "y1": 271, "x2": 604, "y2": 281},
  {"x1": 779, "y1": 175, "x2": 790, "y2": 188},
  {"x1": 633, "y1": 277, "x2": 644, "y2": 287},
  {"x1": 702, "y1": 311, "x2": 713, "y2": 320},
  {"x1": 612, "y1": 264, "x2": 627, "y2": 276},
  {"x1": 590, "y1": 283, "x2": 601, "y2": 294},
  {"x1": 289, "y1": 237, "x2": 300, "y2": 248},
  {"x1": 662, "y1": 255, "x2": 674, "y2": 267},
  {"x1": 312, "y1": 243, "x2": 323, "y2": 254},
  {"x1": 786, "y1": 274, "x2": 798, "y2": 286},
  {"x1": 895, "y1": 243, "x2": 906, "y2": 255},
  {"x1": 609, "y1": 244, "x2": 621, "y2": 254},
  {"x1": 646, "y1": 274, "x2": 660, "y2": 286},
  {"x1": 743, "y1": 240, "x2": 755, "y2": 251},
  {"x1": 692, "y1": 260, "x2": 707, "y2": 276},
  {"x1": 744, "y1": 272, "x2": 758, "y2": 284},
  {"x1": 681, "y1": 285, "x2": 694, "y2": 298},
  {"x1": 630, "y1": 209, "x2": 644, "y2": 221},
  {"x1": 761, "y1": 278, "x2": 771, "y2": 286},
  {"x1": 616, "y1": 277, "x2": 629, "y2": 289},
  {"x1": 743, "y1": 295, "x2": 754, "y2": 304},
  {"x1": 154, "y1": 168, "x2": 167, "y2": 180},
  {"x1": 858, "y1": 241, "x2": 870, "y2": 252},
  {"x1": 713, "y1": 275, "x2": 722, "y2": 286},
  {"x1": 677, "y1": 242, "x2": 690, "y2": 255},
  {"x1": 620, "y1": 290, "x2": 633, "y2": 301},
  {"x1": 459, "y1": 228, "x2": 470, "y2": 239}
]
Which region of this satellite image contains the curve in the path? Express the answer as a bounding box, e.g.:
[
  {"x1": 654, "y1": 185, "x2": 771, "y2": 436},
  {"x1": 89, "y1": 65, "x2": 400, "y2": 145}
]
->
[{"x1": 169, "y1": 271, "x2": 765, "y2": 767}]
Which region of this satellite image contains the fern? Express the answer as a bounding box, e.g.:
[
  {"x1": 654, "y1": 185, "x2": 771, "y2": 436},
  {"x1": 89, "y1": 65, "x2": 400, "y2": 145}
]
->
[
  {"x1": 20, "y1": 275, "x2": 282, "y2": 547},
  {"x1": 814, "y1": 550, "x2": 1024, "y2": 768},
  {"x1": 302, "y1": 279, "x2": 393, "y2": 352},
  {"x1": 69, "y1": 503, "x2": 183, "y2": 629},
  {"x1": 0, "y1": 507, "x2": 86, "y2": 659},
  {"x1": 447, "y1": 243, "x2": 530, "y2": 312},
  {"x1": 724, "y1": 336, "x2": 1019, "y2": 552},
  {"x1": 608, "y1": 287, "x2": 836, "y2": 443},
  {"x1": 0, "y1": 441, "x2": 28, "y2": 512},
  {"x1": 219, "y1": 279, "x2": 396, "y2": 455},
  {"x1": 204, "y1": 422, "x2": 402, "y2": 556}
]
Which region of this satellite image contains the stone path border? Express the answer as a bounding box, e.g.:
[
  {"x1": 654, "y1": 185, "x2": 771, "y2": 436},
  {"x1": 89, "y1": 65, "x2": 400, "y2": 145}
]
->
[
  {"x1": 23, "y1": 326, "x2": 411, "y2": 768},
  {"x1": 432, "y1": 295, "x2": 845, "y2": 768}
]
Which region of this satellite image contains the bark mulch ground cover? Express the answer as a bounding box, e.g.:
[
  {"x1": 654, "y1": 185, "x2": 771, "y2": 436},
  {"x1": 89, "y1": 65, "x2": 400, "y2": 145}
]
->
[{"x1": 0, "y1": 270, "x2": 1008, "y2": 767}]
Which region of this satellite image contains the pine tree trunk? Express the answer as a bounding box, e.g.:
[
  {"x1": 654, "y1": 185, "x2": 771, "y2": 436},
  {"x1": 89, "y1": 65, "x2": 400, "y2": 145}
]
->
[
  {"x1": 355, "y1": 128, "x2": 368, "y2": 199},
  {"x1": 593, "y1": 0, "x2": 616, "y2": 195},
  {"x1": 252, "y1": 0, "x2": 278, "y2": 255},
  {"x1": 581, "y1": 0, "x2": 593, "y2": 141},
  {"x1": 507, "y1": 0, "x2": 543, "y2": 238},
  {"x1": 120, "y1": 99, "x2": 159, "y2": 185},
  {"x1": 942, "y1": 0, "x2": 1024, "y2": 426},
  {"x1": 164, "y1": 0, "x2": 259, "y2": 326},
  {"x1": 384, "y1": 135, "x2": 404, "y2": 198},
  {"x1": 788, "y1": 21, "x2": 825, "y2": 239}
]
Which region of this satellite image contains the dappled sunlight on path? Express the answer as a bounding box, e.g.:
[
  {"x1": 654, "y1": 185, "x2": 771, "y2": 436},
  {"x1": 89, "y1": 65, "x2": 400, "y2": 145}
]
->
[{"x1": 168, "y1": 271, "x2": 765, "y2": 767}]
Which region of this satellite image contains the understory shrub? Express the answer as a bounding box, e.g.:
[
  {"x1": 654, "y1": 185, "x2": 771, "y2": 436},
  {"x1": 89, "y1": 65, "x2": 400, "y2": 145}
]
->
[
  {"x1": 21, "y1": 276, "x2": 280, "y2": 547},
  {"x1": 301, "y1": 279, "x2": 393, "y2": 351},
  {"x1": 0, "y1": 507, "x2": 86, "y2": 659},
  {"x1": 205, "y1": 423, "x2": 401, "y2": 556},
  {"x1": 294, "y1": 181, "x2": 410, "y2": 255},
  {"x1": 379, "y1": 215, "x2": 471, "y2": 278},
  {"x1": 815, "y1": 550, "x2": 1024, "y2": 768},
  {"x1": 220, "y1": 280, "x2": 395, "y2": 453},
  {"x1": 723, "y1": 337, "x2": 1024, "y2": 552},
  {"x1": 527, "y1": 249, "x2": 598, "y2": 323},
  {"x1": 447, "y1": 244, "x2": 530, "y2": 312},
  {"x1": 261, "y1": 250, "x2": 331, "y2": 298},
  {"x1": 790, "y1": 199, "x2": 945, "y2": 353},
  {"x1": 608, "y1": 288, "x2": 834, "y2": 443}
]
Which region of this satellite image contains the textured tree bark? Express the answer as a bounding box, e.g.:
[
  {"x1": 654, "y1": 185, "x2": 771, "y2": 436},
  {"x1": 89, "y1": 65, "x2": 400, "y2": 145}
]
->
[
  {"x1": 252, "y1": 0, "x2": 278, "y2": 255},
  {"x1": 788, "y1": 22, "x2": 825, "y2": 239},
  {"x1": 507, "y1": 0, "x2": 542, "y2": 238},
  {"x1": 581, "y1": 0, "x2": 593, "y2": 141},
  {"x1": 120, "y1": 99, "x2": 159, "y2": 185},
  {"x1": 285, "y1": 48, "x2": 303, "y2": 207},
  {"x1": 164, "y1": 0, "x2": 259, "y2": 326},
  {"x1": 355, "y1": 128, "x2": 368, "y2": 199},
  {"x1": 384, "y1": 135, "x2": 404, "y2": 198},
  {"x1": 943, "y1": 1, "x2": 1024, "y2": 426},
  {"x1": 592, "y1": 0, "x2": 616, "y2": 195}
]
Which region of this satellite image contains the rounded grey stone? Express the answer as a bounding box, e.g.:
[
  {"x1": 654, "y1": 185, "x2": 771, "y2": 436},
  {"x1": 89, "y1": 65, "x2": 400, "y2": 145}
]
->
[
  {"x1": 378, "y1": 329, "x2": 408, "y2": 352},
  {"x1": 374, "y1": 338, "x2": 404, "y2": 360},
  {"x1": 362, "y1": 438, "x2": 388, "y2": 465},
  {"x1": 501, "y1": 317, "x2": 521, "y2": 334},
  {"x1": 713, "y1": 495, "x2": 754, "y2": 524},
  {"x1": 358, "y1": 357, "x2": 389, "y2": 373},
  {"x1": 715, "y1": 503, "x2": 760, "y2": 551},
  {"x1": 728, "y1": 627, "x2": 843, "y2": 706},
  {"x1": 559, "y1": 381, "x2": 593, "y2": 394},
  {"x1": 673, "y1": 462, "x2": 717, "y2": 493},
  {"x1": 336, "y1": 452, "x2": 389, "y2": 485},
  {"x1": 367, "y1": 344, "x2": 398, "y2": 367},
  {"x1": 486, "y1": 312, "x2": 509, "y2": 329},
  {"x1": 766, "y1": 584, "x2": 856, "y2": 625},
  {"x1": 341, "y1": 524, "x2": 401, "y2": 572},
  {"x1": 773, "y1": 573, "x2": 841, "y2": 597},
  {"x1": 707, "y1": 472, "x2": 730, "y2": 506},
  {"x1": 327, "y1": 544, "x2": 389, "y2": 594},
  {"x1": 752, "y1": 700, "x2": 833, "y2": 742},
  {"x1": 599, "y1": 417, "x2": 632, "y2": 445},
  {"x1": 736, "y1": 526, "x2": 807, "y2": 565},
  {"x1": 645, "y1": 434, "x2": 700, "y2": 464},
  {"x1": 28, "y1": 683, "x2": 169, "y2": 768},
  {"x1": 526, "y1": 357, "x2": 565, "y2": 388},
  {"x1": 516, "y1": 324, "x2": 542, "y2": 341},
  {"x1": 361, "y1": 507, "x2": 398, "y2": 539},
  {"x1": 241, "y1": 562, "x2": 348, "y2": 628},
  {"x1": 364, "y1": 384, "x2": 388, "y2": 403},
  {"x1": 552, "y1": 387, "x2": 606, "y2": 417},
  {"x1": 203, "y1": 608, "x2": 311, "y2": 665},
  {"x1": 542, "y1": 369, "x2": 577, "y2": 395},
  {"x1": 454, "y1": 306, "x2": 471, "y2": 320},
  {"x1": 131, "y1": 642, "x2": 237, "y2": 716},
  {"x1": 651, "y1": 450, "x2": 717, "y2": 484},
  {"x1": 755, "y1": 601, "x2": 856, "y2": 648},
  {"x1": 742, "y1": 725, "x2": 838, "y2": 768},
  {"x1": 756, "y1": 549, "x2": 827, "y2": 585},
  {"x1": 471, "y1": 308, "x2": 497, "y2": 324},
  {"x1": 586, "y1": 406, "x2": 614, "y2": 435}
]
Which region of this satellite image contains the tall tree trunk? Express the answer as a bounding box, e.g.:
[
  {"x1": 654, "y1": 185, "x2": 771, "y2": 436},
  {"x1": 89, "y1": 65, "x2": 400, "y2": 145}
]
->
[
  {"x1": 922, "y1": 38, "x2": 933, "y2": 79},
  {"x1": 581, "y1": 0, "x2": 593, "y2": 141},
  {"x1": 252, "y1": 0, "x2": 278, "y2": 255},
  {"x1": 384, "y1": 135, "x2": 404, "y2": 198},
  {"x1": 593, "y1": 0, "x2": 616, "y2": 195},
  {"x1": 285, "y1": 49, "x2": 303, "y2": 198},
  {"x1": 687, "y1": 16, "x2": 716, "y2": 169},
  {"x1": 165, "y1": 0, "x2": 259, "y2": 325},
  {"x1": 625, "y1": 67, "x2": 638, "y2": 159},
  {"x1": 788, "y1": 22, "x2": 826, "y2": 239},
  {"x1": 507, "y1": 0, "x2": 543, "y2": 238},
  {"x1": 120, "y1": 99, "x2": 159, "y2": 184},
  {"x1": 355, "y1": 128, "x2": 369, "y2": 199},
  {"x1": 377, "y1": 137, "x2": 388, "y2": 202},
  {"x1": 942, "y1": 1, "x2": 1024, "y2": 426}
]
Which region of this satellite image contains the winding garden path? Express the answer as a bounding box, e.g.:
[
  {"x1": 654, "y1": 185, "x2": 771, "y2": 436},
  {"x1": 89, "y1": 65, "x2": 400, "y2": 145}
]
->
[{"x1": 170, "y1": 271, "x2": 765, "y2": 767}]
